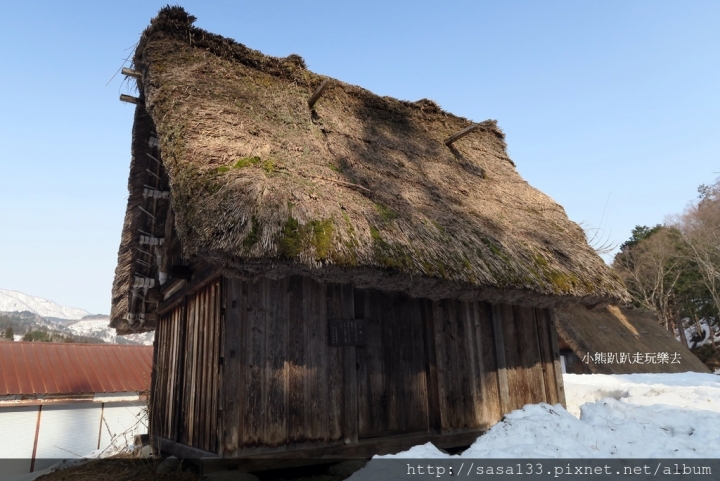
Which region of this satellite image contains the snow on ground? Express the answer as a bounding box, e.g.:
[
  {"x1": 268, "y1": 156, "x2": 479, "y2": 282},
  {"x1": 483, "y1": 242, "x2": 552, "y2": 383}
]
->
[
  {"x1": 8, "y1": 372, "x2": 720, "y2": 481},
  {"x1": 682, "y1": 319, "x2": 719, "y2": 349},
  {"x1": 564, "y1": 372, "x2": 720, "y2": 417},
  {"x1": 382, "y1": 372, "x2": 720, "y2": 459}
]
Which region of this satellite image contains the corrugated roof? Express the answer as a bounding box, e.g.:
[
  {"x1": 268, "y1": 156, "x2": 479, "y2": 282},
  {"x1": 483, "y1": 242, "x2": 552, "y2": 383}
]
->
[{"x1": 0, "y1": 342, "x2": 153, "y2": 396}]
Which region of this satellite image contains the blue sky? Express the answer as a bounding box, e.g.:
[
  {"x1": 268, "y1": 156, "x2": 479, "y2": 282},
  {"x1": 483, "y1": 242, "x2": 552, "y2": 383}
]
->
[{"x1": 1, "y1": 1, "x2": 718, "y2": 314}]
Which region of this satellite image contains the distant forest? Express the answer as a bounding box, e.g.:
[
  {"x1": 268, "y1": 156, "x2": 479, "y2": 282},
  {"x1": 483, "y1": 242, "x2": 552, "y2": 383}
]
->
[{"x1": 612, "y1": 177, "x2": 720, "y2": 367}]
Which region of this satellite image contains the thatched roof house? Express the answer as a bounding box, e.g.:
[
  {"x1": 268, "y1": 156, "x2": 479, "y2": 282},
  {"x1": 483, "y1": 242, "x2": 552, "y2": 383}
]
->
[
  {"x1": 556, "y1": 305, "x2": 710, "y2": 374},
  {"x1": 110, "y1": 6, "x2": 628, "y2": 464},
  {"x1": 111, "y1": 7, "x2": 625, "y2": 334}
]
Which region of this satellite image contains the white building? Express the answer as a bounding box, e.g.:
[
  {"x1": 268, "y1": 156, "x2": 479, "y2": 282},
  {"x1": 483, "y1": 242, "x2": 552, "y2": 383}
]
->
[{"x1": 0, "y1": 342, "x2": 152, "y2": 475}]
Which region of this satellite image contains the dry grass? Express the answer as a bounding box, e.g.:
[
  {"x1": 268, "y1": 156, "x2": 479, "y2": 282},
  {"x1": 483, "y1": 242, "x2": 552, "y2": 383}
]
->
[
  {"x1": 111, "y1": 6, "x2": 627, "y2": 333},
  {"x1": 34, "y1": 454, "x2": 199, "y2": 481}
]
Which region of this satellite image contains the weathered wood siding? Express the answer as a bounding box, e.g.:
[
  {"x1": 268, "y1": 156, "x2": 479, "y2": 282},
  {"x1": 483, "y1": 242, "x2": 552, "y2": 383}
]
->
[
  {"x1": 354, "y1": 289, "x2": 429, "y2": 438},
  {"x1": 152, "y1": 274, "x2": 564, "y2": 457},
  {"x1": 431, "y1": 300, "x2": 502, "y2": 432},
  {"x1": 151, "y1": 278, "x2": 222, "y2": 453},
  {"x1": 151, "y1": 304, "x2": 184, "y2": 442},
  {"x1": 222, "y1": 276, "x2": 344, "y2": 455}
]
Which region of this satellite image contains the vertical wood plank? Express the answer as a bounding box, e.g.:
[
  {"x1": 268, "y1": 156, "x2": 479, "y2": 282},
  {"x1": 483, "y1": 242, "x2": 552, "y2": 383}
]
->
[
  {"x1": 150, "y1": 316, "x2": 161, "y2": 439},
  {"x1": 164, "y1": 312, "x2": 173, "y2": 439},
  {"x1": 287, "y1": 276, "x2": 306, "y2": 443},
  {"x1": 514, "y1": 305, "x2": 547, "y2": 406},
  {"x1": 547, "y1": 308, "x2": 567, "y2": 407},
  {"x1": 181, "y1": 301, "x2": 190, "y2": 445},
  {"x1": 490, "y1": 304, "x2": 511, "y2": 414},
  {"x1": 402, "y1": 294, "x2": 429, "y2": 433},
  {"x1": 340, "y1": 283, "x2": 358, "y2": 444},
  {"x1": 266, "y1": 278, "x2": 289, "y2": 446},
  {"x1": 305, "y1": 277, "x2": 329, "y2": 441},
  {"x1": 327, "y1": 284, "x2": 344, "y2": 442},
  {"x1": 164, "y1": 313, "x2": 173, "y2": 438},
  {"x1": 217, "y1": 278, "x2": 226, "y2": 457},
  {"x1": 421, "y1": 298, "x2": 442, "y2": 434},
  {"x1": 380, "y1": 290, "x2": 400, "y2": 433},
  {"x1": 475, "y1": 302, "x2": 501, "y2": 425},
  {"x1": 354, "y1": 288, "x2": 369, "y2": 437},
  {"x1": 502, "y1": 304, "x2": 532, "y2": 410},
  {"x1": 447, "y1": 299, "x2": 465, "y2": 431},
  {"x1": 198, "y1": 288, "x2": 208, "y2": 450},
  {"x1": 183, "y1": 299, "x2": 192, "y2": 446},
  {"x1": 197, "y1": 289, "x2": 204, "y2": 449},
  {"x1": 208, "y1": 281, "x2": 219, "y2": 452},
  {"x1": 431, "y1": 300, "x2": 449, "y2": 432},
  {"x1": 356, "y1": 288, "x2": 386, "y2": 438},
  {"x1": 207, "y1": 284, "x2": 214, "y2": 451},
  {"x1": 534, "y1": 307, "x2": 559, "y2": 405},
  {"x1": 165, "y1": 311, "x2": 173, "y2": 439},
  {"x1": 461, "y1": 301, "x2": 480, "y2": 429},
  {"x1": 397, "y1": 294, "x2": 410, "y2": 432},
  {"x1": 191, "y1": 296, "x2": 201, "y2": 447},
  {"x1": 222, "y1": 278, "x2": 242, "y2": 454},
  {"x1": 244, "y1": 278, "x2": 266, "y2": 447},
  {"x1": 176, "y1": 301, "x2": 187, "y2": 444}
]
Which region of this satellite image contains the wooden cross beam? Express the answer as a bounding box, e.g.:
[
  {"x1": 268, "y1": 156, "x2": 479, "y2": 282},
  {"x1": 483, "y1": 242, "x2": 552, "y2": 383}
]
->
[
  {"x1": 122, "y1": 67, "x2": 142, "y2": 79},
  {"x1": 444, "y1": 123, "x2": 480, "y2": 146},
  {"x1": 120, "y1": 94, "x2": 141, "y2": 104},
  {"x1": 308, "y1": 79, "x2": 330, "y2": 109}
]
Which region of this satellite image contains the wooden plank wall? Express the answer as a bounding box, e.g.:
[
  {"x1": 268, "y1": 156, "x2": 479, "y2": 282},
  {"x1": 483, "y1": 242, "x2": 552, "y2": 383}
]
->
[
  {"x1": 179, "y1": 279, "x2": 222, "y2": 452},
  {"x1": 150, "y1": 278, "x2": 222, "y2": 453},
  {"x1": 354, "y1": 289, "x2": 429, "y2": 438},
  {"x1": 222, "y1": 276, "x2": 344, "y2": 456},
  {"x1": 151, "y1": 305, "x2": 185, "y2": 441},
  {"x1": 489, "y1": 305, "x2": 562, "y2": 411},
  {"x1": 431, "y1": 300, "x2": 502, "y2": 432},
  {"x1": 155, "y1": 274, "x2": 565, "y2": 456}
]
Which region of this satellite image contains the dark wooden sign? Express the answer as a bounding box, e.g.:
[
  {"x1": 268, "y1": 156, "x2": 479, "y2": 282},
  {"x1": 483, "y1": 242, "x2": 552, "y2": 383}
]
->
[{"x1": 328, "y1": 319, "x2": 367, "y2": 347}]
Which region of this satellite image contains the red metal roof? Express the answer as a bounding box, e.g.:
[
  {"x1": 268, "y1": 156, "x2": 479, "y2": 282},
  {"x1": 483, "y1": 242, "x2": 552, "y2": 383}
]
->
[{"x1": 0, "y1": 342, "x2": 153, "y2": 396}]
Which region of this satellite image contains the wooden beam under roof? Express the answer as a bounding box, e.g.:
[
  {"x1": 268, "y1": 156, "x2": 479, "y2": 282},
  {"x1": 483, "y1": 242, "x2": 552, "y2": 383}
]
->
[
  {"x1": 308, "y1": 79, "x2": 330, "y2": 109},
  {"x1": 122, "y1": 67, "x2": 142, "y2": 79},
  {"x1": 444, "y1": 123, "x2": 480, "y2": 146}
]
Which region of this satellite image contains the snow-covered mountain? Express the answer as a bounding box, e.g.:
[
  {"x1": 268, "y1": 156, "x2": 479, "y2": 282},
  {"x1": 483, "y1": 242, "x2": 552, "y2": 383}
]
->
[
  {"x1": 67, "y1": 316, "x2": 154, "y2": 346},
  {"x1": 0, "y1": 289, "x2": 92, "y2": 320}
]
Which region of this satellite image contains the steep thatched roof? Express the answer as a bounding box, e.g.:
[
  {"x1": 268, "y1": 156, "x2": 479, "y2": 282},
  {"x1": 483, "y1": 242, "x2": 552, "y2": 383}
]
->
[
  {"x1": 111, "y1": 7, "x2": 627, "y2": 333},
  {"x1": 556, "y1": 305, "x2": 710, "y2": 374}
]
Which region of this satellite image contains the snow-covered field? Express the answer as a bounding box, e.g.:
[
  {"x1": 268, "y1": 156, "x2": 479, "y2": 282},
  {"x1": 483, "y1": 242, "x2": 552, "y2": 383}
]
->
[{"x1": 384, "y1": 372, "x2": 720, "y2": 458}]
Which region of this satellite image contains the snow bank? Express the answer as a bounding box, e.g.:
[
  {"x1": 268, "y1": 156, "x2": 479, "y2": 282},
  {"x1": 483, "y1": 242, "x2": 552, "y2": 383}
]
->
[
  {"x1": 564, "y1": 372, "x2": 720, "y2": 417},
  {"x1": 380, "y1": 372, "x2": 720, "y2": 459}
]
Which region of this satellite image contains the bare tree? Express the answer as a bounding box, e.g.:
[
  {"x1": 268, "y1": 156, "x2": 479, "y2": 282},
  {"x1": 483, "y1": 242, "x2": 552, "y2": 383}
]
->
[
  {"x1": 674, "y1": 187, "x2": 720, "y2": 346},
  {"x1": 613, "y1": 227, "x2": 685, "y2": 330}
]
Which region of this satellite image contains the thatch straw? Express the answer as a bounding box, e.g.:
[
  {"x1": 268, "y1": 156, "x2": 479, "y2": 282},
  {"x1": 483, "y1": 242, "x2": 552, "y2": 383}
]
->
[
  {"x1": 111, "y1": 7, "x2": 627, "y2": 333},
  {"x1": 556, "y1": 305, "x2": 710, "y2": 374}
]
